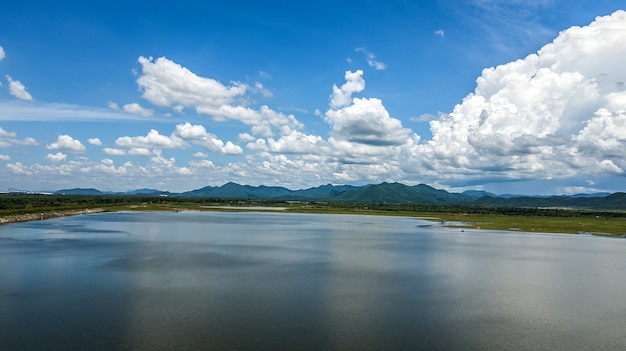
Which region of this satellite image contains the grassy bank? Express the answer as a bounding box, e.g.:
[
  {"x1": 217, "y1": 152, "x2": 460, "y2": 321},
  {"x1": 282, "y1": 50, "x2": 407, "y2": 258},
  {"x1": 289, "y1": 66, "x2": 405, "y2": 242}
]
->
[{"x1": 282, "y1": 206, "x2": 626, "y2": 236}]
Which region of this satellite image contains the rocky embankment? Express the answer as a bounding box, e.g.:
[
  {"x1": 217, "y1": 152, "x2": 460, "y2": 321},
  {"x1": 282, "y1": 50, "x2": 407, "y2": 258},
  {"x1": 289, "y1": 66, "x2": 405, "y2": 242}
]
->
[{"x1": 0, "y1": 208, "x2": 106, "y2": 225}]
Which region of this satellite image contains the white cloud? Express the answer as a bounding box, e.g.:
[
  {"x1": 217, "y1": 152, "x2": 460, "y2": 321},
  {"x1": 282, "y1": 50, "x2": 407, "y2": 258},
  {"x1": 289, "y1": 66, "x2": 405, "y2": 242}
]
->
[
  {"x1": 123, "y1": 102, "x2": 154, "y2": 117},
  {"x1": 14, "y1": 137, "x2": 37, "y2": 146},
  {"x1": 598, "y1": 159, "x2": 623, "y2": 174},
  {"x1": 574, "y1": 109, "x2": 626, "y2": 160},
  {"x1": 173, "y1": 105, "x2": 184, "y2": 114},
  {"x1": 1, "y1": 130, "x2": 38, "y2": 148},
  {"x1": 418, "y1": 10, "x2": 626, "y2": 183},
  {"x1": 107, "y1": 101, "x2": 119, "y2": 110},
  {"x1": 434, "y1": 29, "x2": 445, "y2": 37},
  {"x1": 254, "y1": 82, "x2": 272, "y2": 97},
  {"x1": 46, "y1": 135, "x2": 86, "y2": 153},
  {"x1": 0, "y1": 126, "x2": 16, "y2": 138},
  {"x1": 174, "y1": 122, "x2": 243, "y2": 154},
  {"x1": 267, "y1": 131, "x2": 328, "y2": 155},
  {"x1": 173, "y1": 122, "x2": 209, "y2": 140},
  {"x1": 410, "y1": 113, "x2": 436, "y2": 122},
  {"x1": 325, "y1": 97, "x2": 410, "y2": 146},
  {"x1": 0, "y1": 101, "x2": 160, "y2": 122},
  {"x1": 0, "y1": 46, "x2": 5, "y2": 61},
  {"x1": 46, "y1": 152, "x2": 67, "y2": 162},
  {"x1": 128, "y1": 148, "x2": 151, "y2": 156},
  {"x1": 189, "y1": 159, "x2": 215, "y2": 168},
  {"x1": 0, "y1": 154, "x2": 10, "y2": 161},
  {"x1": 192, "y1": 151, "x2": 208, "y2": 158},
  {"x1": 136, "y1": 56, "x2": 303, "y2": 137},
  {"x1": 238, "y1": 133, "x2": 256, "y2": 143},
  {"x1": 7, "y1": 162, "x2": 33, "y2": 176},
  {"x1": 103, "y1": 148, "x2": 127, "y2": 156},
  {"x1": 116, "y1": 129, "x2": 186, "y2": 149},
  {"x1": 80, "y1": 158, "x2": 130, "y2": 176},
  {"x1": 137, "y1": 56, "x2": 247, "y2": 110},
  {"x1": 330, "y1": 70, "x2": 365, "y2": 109},
  {"x1": 355, "y1": 48, "x2": 386, "y2": 70},
  {"x1": 88, "y1": 138, "x2": 102, "y2": 146},
  {"x1": 5, "y1": 75, "x2": 33, "y2": 101}
]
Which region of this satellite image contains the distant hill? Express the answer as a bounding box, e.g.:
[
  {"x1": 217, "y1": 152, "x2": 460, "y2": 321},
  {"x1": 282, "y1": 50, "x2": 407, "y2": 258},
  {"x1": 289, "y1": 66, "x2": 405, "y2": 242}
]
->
[
  {"x1": 51, "y1": 183, "x2": 626, "y2": 210},
  {"x1": 333, "y1": 182, "x2": 470, "y2": 204},
  {"x1": 55, "y1": 188, "x2": 104, "y2": 195},
  {"x1": 291, "y1": 184, "x2": 357, "y2": 199},
  {"x1": 182, "y1": 182, "x2": 293, "y2": 199},
  {"x1": 121, "y1": 188, "x2": 168, "y2": 196},
  {"x1": 462, "y1": 190, "x2": 497, "y2": 198}
]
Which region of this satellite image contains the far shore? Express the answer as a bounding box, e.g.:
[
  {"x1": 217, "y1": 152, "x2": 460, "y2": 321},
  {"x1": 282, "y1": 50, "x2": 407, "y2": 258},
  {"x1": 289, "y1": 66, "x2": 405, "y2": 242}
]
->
[{"x1": 1, "y1": 204, "x2": 624, "y2": 237}]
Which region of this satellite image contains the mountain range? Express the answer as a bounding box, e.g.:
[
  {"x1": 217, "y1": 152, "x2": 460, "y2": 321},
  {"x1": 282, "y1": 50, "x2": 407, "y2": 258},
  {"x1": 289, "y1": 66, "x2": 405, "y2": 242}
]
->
[{"x1": 54, "y1": 182, "x2": 626, "y2": 210}]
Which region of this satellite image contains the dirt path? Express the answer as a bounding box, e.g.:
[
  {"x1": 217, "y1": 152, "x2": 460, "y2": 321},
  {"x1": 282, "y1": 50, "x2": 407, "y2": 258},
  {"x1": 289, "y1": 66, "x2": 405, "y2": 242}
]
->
[{"x1": 0, "y1": 208, "x2": 106, "y2": 225}]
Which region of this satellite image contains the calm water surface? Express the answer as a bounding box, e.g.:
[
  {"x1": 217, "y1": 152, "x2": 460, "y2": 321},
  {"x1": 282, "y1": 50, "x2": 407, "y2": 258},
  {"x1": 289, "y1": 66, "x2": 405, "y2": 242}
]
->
[{"x1": 1, "y1": 211, "x2": 625, "y2": 350}]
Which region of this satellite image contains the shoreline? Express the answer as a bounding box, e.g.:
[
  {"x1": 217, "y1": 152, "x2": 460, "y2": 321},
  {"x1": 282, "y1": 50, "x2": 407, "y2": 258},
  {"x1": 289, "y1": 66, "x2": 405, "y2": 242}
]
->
[
  {"x1": 1, "y1": 206, "x2": 624, "y2": 237},
  {"x1": 0, "y1": 208, "x2": 106, "y2": 225}
]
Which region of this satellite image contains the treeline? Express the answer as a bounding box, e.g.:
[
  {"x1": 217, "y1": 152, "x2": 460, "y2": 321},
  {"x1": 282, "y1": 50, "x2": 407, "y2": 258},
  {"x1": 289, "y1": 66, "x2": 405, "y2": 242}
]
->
[
  {"x1": 0, "y1": 194, "x2": 158, "y2": 216},
  {"x1": 316, "y1": 202, "x2": 626, "y2": 218},
  {"x1": 2, "y1": 193, "x2": 625, "y2": 219}
]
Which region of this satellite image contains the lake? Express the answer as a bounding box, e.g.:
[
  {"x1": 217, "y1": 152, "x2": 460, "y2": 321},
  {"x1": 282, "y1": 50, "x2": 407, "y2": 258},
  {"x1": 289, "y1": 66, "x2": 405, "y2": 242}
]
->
[{"x1": 1, "y1": 211, "x2": 625, "y2": 350}]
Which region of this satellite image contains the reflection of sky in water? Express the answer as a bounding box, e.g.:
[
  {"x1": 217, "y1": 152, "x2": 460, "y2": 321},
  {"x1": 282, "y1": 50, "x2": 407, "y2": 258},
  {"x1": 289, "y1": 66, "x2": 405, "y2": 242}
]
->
[{"x1": 1, "y1": 212, "x2": 625, "y2": 350}]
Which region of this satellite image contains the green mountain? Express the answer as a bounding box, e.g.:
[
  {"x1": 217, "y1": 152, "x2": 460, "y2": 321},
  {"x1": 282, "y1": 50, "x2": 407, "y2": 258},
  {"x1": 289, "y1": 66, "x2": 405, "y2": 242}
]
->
[
  {"x1": 291, "y1": 184, "x2": 357, "y2": 199},
  {"x1": 52, "y1": 182, "x2": 626, "y2": 210},
  {"x1": 55, "y1": 188, "x2": 104, "y2": 195},
  {"x1": 333, "y1": 182, "x2": 468, "y2": 204},
  {"x1": 184, "y1": 182, "x2": 293, "y2": 199}
]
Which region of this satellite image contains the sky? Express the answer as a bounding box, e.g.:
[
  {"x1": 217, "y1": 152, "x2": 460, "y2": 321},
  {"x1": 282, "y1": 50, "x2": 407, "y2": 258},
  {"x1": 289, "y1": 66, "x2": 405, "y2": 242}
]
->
[{"x1": 1, "y1": 0, "x2": 625, "y2": 195}]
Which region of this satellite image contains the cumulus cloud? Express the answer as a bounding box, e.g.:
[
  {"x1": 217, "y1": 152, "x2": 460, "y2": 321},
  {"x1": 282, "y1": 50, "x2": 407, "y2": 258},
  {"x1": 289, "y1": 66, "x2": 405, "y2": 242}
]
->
[
  {"x1": 128, "y1": 148, "x2": 151, "y2": 156},
  {"x1": 419, "y1": 10, "x2": 626, "y2": 183},
  {"x1": 434, "y1": 29, "x2": 445, "y2": 37},
  {"x1": 136, "y1": 56, "x2": 302, "y2": 137},
  {"x1": 107, "y1": 101, "x2": 119, "y2": 110},
  {"x1": 574, "y1": 109, "x2": 626, "y2": 160},
  {"x1": 116, "y1": 129, "x2": 186, "y2": 149},
  {"x1": 80, "y1": 158, "x2": 130, "y2": 176},
  {"x1": 355, "y1": 48, "x2": 386, "y2": 70},
  {"x1": 189, "y1": 159, "x2": 215, "y2": 168},
  {"x1": 88, "y1": 138, "x2": 102, "y2": 146},
  {"x1": 7, "y1": 162, "x2": 33, "y2": 175},
  {"x1": 330, "y1": 70, "x2": 365, "y2": 109},
  {"x1": 174, "y1": 122, "x2": 242, "y2": 155},
  {"x1": 0, "y1": 154, "x2": 10, "y2": 161},
  {"x1": 326, "y1": 97, "x2": 410, "y2": 146},
  {"x1": 137, "y1": 56, "x2": 247, "y2": 109},
  {"x1": 46, "y1": 152, "x2": 67, "y2": 162},
  {"x1": 46, "y1": 135, "x2": 86, "y2": 153},
  {"x1": 123, "y1": 102, "x2": 154, "y2": 117},
  {"x1": 5, "y1": 75, "x2": 33, "y2": 101},
  {"x1": 192, "y1": 151, "x2": 208, "y2": 158},
  {"x1": 103, "y1": 147, "x2": 127, "y2": 156},
  {"x1": 0, "y1": 131, "x2": 37, "y2": 149},
  {"x1": 0, "y1": 46, "x2": 5, "y2": 61},
  {"x1": 267, "y1": 131, "x2": 328, "y2": 155},
  {"x1": 0, "y1": 126, "x2": 16, "y2": 147}
]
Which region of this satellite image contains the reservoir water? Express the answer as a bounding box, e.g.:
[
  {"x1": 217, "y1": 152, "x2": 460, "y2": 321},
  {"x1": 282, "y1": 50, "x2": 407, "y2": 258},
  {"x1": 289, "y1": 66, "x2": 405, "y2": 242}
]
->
[{"x1": 1, "y1": 211, "x2": 625, "y2": 350}]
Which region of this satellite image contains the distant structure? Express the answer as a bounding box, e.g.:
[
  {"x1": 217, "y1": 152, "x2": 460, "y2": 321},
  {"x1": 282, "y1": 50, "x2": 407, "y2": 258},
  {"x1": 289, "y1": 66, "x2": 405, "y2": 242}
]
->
[{"x1": 5, "y1": 188, "x2": 53, "y2": 195}]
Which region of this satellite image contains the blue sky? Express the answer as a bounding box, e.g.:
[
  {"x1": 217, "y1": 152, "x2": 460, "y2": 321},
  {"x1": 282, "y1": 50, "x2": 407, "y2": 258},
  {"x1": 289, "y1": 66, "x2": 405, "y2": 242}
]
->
[{"x1": 1, "y1": 1, "x2": 625, "y2": 194}]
